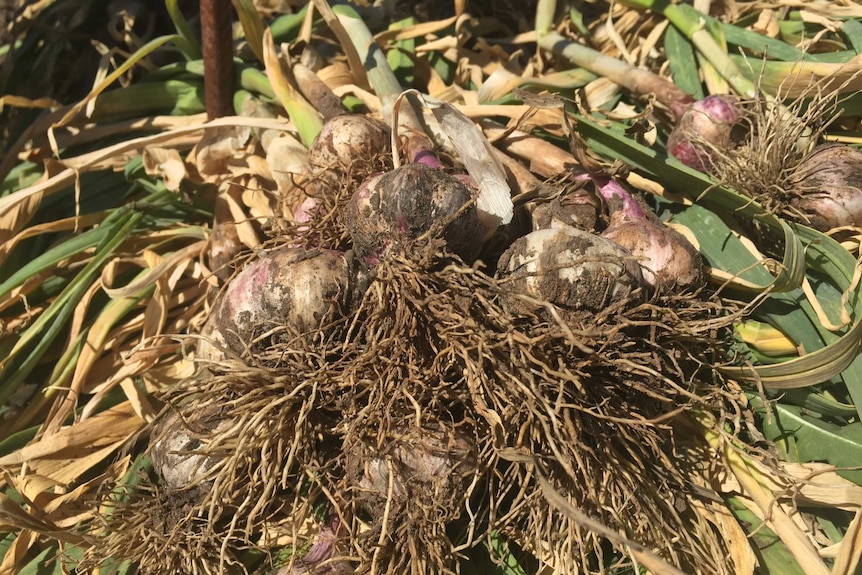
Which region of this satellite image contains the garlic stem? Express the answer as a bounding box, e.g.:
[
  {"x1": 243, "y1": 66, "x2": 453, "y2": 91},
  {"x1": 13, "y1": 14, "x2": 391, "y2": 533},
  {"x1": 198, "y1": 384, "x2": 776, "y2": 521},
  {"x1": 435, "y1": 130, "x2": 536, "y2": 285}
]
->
[
  {"x1": 619, "y1": 0, "x2": 757, "y2": 98},
  {"x1": 537, "y1": 30, "x2": 694, "y2": 121},
  {"x1": 589, "y1": 174, "x2": 647, "y2": 220}
]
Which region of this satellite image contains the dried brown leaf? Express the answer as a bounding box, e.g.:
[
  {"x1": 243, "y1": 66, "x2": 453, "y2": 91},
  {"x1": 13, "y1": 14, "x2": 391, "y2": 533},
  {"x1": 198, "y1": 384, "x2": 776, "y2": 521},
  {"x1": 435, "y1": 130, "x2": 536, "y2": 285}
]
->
[
  {"x1": 374, "y1": 16, "x2": 459, "y2": 43},
  {"x1": 1, "y1": 116, "x2": 292, "y2": 221},
  {"x1": 0, "y1": 189, "x2": 42, "y2": 248},
  {"x1": 142, "y1": 146, "x2": 187, "y2": 192},
  {"x1": 192, "y1": 126, "x2": 249, "y2": 181},
  {"x1": 119, "y1": 377, "x2": 160, "y2": 423},
  {"x1": 751, "y1": 9, "x2": 780, "y2": 38},
  {"x1": 223, "y1": 180, "x2": 263, "y2": 249},
  {"x1": 0, "y1": 496, "x2": 88, "y2": 545},
  {"x1": 0, "y1": 403, "x2": 144, "y2": 482},
  {"x1": 833, "y1": 507, "x2": 862, "y2": 575},
  {"x1": 0, "y1": 530, "x2": 39, "y2": 575},
  {"x1": 317, "y1": 62, "x2": 355, "y2": 92},
  {"x1": 718, "y1": 459, "x2": 862, "y2": 512}
]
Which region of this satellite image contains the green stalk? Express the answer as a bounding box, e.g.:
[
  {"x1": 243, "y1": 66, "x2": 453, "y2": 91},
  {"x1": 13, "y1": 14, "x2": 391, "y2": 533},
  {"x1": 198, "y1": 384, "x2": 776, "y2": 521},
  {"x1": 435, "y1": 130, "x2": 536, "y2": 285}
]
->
[
  {"x1": 262, "y1": 28, "x2": 323, "y2": 147},
  {"x1": 0, "y1": 209, "x2": 142, "y2": 403},
  {"x1": 57, "y1": 34, "x2": 188, "y2": 126},
  {"x1": 165, "y1": 0, "x2": 201, "y2": 59},
  {"x1": 0, "y1": 223, "x2": 115, "y2": 302},
  {"x1": 535, "y1": 0, "x2": 693, "y2": 121},
  {"x1": 269, "y1": 5, "x2": 311, "y2": 42},
  {"x1": 327, "y1": 3, "x2": 403, "y2": 109},
  {"x1": 238, "y1": 67, "x2": 276, "y2": 100},
  {"x1": 620, "y1": 0, "x2": 757, "y2": 97},
  {"x1": 232, "y1": 0, "x2": 266, "y2": 63}
]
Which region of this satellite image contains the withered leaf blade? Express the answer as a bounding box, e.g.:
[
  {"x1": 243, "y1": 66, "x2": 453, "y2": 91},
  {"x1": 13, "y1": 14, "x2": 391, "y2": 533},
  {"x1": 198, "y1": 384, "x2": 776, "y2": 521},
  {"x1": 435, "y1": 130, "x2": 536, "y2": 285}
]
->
[{"x1": 421, "y1": 94, "x2": 513, "y2": 232}]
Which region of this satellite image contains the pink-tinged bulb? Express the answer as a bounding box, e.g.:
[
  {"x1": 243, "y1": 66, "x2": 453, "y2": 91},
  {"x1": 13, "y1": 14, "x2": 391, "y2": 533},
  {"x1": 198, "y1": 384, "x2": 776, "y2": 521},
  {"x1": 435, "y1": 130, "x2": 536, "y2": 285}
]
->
[
  {"x1": 602, "y1": 212, "x2": 704, "y2": 292},
  {"x1": 789, "y1": 144, "x2": 862, "y2": 231},
  {"x1": 592, "y1": 175, "x2": 704, "y2": 292},
  {"x1": 196, "y1": 248, "x2": 354, "y2": 361},
  {"x1": 667, "y1": 95, "x2": 741, "y2": 172}
]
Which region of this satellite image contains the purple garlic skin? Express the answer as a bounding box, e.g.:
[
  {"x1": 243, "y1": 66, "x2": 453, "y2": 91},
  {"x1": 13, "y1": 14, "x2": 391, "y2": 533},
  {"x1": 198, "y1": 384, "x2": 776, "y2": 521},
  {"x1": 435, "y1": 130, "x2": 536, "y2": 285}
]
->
[
  {"x1": 602, "y1": 211, "x2": 704, "y2": 292},
  {"x1": 667, "y1": 95, "x2": 741, "y2": 172},
  {"x1": 197, "y1": 248, "x2": 355, "y2": 362},
  {"x1": 497, "y1": 227, "x2": 644, "y2": 317},
  {"x1": 280, "y1": 515, "x2": 352, "y2": 575},
  {"x1": 345, "y1": 163, "x2": 483, "y2": 265},
  {"x1": 590, "y1": 175, "x2": 704, "y2": 292},
  {"x1": 789, "y1": 144, "x2": 862, "y2": 231}
]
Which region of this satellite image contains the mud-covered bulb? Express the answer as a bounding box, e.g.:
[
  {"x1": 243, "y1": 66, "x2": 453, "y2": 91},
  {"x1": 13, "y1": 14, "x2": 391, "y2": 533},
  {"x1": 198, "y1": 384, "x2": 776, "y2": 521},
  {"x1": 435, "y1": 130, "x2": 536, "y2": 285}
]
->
[
  {"x1": 197, "y1": 248, "x2": 358, "y2": 362},
  {"x1": 301, "y1": 115, "x2": 391, "y2": 223},
  {"x1": 497, "y1": 227, "x2": 644, "y2": 317},
  {"x1": 149, "y1": 408, "x2": 232, "y2": 490},
  {"x1": 356, "y1": 425, "x2": 476, "y2": 501},
  {"x1": 345, "y1": 162, "x2": 484, "y2": 265},
  {"x1": 531, "y1": 189, "x2": 600, "y2": 233}
]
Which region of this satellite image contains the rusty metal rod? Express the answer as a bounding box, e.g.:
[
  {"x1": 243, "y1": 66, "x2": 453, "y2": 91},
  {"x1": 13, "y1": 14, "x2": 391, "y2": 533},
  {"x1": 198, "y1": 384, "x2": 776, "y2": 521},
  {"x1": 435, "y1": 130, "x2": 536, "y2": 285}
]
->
[{"x1": 200, "y1": 0, "x2": 235, "y2": 119}]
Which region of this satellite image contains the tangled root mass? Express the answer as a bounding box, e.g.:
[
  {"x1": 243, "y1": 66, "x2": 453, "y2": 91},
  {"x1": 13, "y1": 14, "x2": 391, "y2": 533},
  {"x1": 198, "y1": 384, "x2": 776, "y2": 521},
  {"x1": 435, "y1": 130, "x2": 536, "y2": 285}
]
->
[{"x1": 85, "y1": 140, "x2": 742, "y2": 573}]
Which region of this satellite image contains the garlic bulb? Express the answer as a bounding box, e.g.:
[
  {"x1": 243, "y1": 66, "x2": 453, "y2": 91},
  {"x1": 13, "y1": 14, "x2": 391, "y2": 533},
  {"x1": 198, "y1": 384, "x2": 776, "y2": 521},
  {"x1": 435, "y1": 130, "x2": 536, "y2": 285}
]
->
[
  {"x1": 667, "y1": 95, "x2": 741, "y2": 172},
  {"x1": 351, "y1": 423, "x2": 476, "y2": 504},
  {"x1": 602, "y1": 212, "x2": 704, "y2": 292},
  {"x1": 497, "y1": 227, "x2": 643, "y2": 317},
  {"x1": 593, "y1": 176, "x2": 704, "y2": 292},
  {"x1": 788, "y1": 143, "x2": 862, "y2": 231},
  {"x1": 197, "y1": 248, "x2": 356, "y2": 362},
  {"x1": 345, "y1": 163, "x2": 484, "y2": 265},
  {"x1": 531, "y1": 188, "x2": 600, "y2": 233},
  {"x1": 307, "y1": 114, "x2": 390, "y2": 176},
  {"x1": 149, "y1": 408, "x2": 233, "y2": 490}
]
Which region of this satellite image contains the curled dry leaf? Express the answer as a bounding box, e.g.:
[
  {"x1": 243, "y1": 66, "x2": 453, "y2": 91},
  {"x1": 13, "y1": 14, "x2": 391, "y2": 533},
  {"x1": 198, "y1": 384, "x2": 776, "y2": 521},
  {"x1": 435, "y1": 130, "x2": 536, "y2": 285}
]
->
[
  {"x1": 0, "y1": 403, "x2": 145, "y2": 485},
  {"x1": 141, "y1": 146, "x2": 187, "y2": 192},
  {"x1": 420, "y1": 94, "x2": 514, "y2": 235},
  {"x1": 265, "y1": 131, "x2": 312, "y2": 220},
  {"x1": 191, "y1": 126, "x2": 250, "y2": 182}
]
